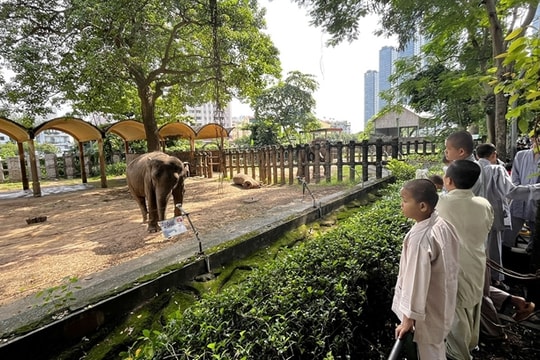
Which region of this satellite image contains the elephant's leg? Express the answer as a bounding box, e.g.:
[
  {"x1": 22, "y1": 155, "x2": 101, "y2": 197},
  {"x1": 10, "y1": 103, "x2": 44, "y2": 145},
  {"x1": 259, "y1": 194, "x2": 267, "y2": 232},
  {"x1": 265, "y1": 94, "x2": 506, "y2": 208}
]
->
[
  {"x1": 134, "y1": 195, "x2": 148, "y2": 223},
  {"x1": 146, "y1": 189, "x2": 160, "y2": 233}
]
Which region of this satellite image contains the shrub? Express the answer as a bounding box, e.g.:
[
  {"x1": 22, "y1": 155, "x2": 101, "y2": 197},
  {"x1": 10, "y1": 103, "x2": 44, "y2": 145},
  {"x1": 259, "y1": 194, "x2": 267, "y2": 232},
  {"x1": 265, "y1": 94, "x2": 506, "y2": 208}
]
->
[
  {"x1": 123, "y1": 183, "x2": 410, "y2": 360},
  {"x1": 106, "y1": 161, "x2": 127, "y2": 176},
  {"x1": 386, "y1": 158, "x2": 416, "y2": 181}
]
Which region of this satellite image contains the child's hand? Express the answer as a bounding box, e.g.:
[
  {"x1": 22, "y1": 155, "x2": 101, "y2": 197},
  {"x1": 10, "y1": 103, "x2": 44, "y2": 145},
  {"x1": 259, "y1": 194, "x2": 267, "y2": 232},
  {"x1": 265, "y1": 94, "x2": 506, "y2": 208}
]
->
[{"x1": 395, "y1": 316, "x2": 414, "y2": 339}]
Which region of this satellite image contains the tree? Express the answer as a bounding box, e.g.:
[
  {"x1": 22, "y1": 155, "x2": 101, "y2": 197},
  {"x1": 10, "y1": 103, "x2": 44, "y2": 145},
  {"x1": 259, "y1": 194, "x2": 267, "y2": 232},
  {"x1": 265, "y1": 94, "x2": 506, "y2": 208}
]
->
[
  {"x1": 292, "y1": 0, "x2": 538, "y2": 159},
  {"x1": 491, "y1": 27, "x2": 540, "y2": 133},
  {"x1": 253, "y1": 71, "x2": 319, "y2": 144},
  {"x1": 390, "y1": 60, "x2": 485, "y2": 133},
  {"x1": 0, "y1": 0, "x2": 281, "y2": 151}
]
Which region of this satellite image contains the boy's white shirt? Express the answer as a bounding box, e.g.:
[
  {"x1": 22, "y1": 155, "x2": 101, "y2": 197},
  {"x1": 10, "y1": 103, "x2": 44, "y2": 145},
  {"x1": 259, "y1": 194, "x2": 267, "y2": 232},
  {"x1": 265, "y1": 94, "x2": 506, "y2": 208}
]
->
[
  {"x1": 392, "y1": 212, "x2": 460, "y2": 344},
  {"x1": 437, "y1": 189, "x2": 494, "y2": 307}
]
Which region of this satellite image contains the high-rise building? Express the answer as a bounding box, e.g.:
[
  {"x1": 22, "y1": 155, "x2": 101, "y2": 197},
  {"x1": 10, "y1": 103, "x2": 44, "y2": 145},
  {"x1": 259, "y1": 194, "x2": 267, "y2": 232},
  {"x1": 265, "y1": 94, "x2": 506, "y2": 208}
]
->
[
  {"x1": 378, "y1": 46, "x2": 396, "y2": 111},
  {"x1": 186, "y1": 102, "x2": 232, "y2": 128},
  {"x1": 364, "y1": 70, "x2": 379, "y2": 126},
  {"x1": 364, "y1": 35, "x2": 424, "y2": 125}
]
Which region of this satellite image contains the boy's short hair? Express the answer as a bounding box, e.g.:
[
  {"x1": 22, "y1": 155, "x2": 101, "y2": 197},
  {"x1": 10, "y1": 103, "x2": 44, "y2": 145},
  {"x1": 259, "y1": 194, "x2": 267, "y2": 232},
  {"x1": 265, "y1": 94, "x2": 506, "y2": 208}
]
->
[
  {"x1": 447, "y1": 131, "x2": 474, "y2": 156},
  {"x1": 476, "y1": 143, "x2": 496, "y2": 159},
  {"x1": 402, "y1": 179, "x2": 439, "y2": 209},
  {"x1": 445, "y1": 160, "x2": 481, "y2": 189},
  {"x1": 428, "y1": 174, "x2": 444, "y2": 187}
]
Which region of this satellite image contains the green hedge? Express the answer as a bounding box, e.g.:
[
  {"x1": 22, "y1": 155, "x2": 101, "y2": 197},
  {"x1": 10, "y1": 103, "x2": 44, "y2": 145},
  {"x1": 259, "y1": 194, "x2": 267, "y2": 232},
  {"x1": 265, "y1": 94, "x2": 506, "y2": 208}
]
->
[{"x1": 124, "y1": 183, "x2": 409, "y2": 360}]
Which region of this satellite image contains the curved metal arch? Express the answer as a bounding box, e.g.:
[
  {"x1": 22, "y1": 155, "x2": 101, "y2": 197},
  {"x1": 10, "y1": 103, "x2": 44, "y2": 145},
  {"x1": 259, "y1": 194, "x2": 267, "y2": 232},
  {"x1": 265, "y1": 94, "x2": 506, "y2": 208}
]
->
[
  {"x1": 0, "y1": 117, "x2": 31, "y2": 142},
  {"x1": 105, "y1": 119, "x2": 148, "y2": 142},
  {"x1": 33, "y1": 117, "x2": 103, "y2": 142},
  {"x1": 195, "y1": 123, "x2": 232, "y2": 140}
]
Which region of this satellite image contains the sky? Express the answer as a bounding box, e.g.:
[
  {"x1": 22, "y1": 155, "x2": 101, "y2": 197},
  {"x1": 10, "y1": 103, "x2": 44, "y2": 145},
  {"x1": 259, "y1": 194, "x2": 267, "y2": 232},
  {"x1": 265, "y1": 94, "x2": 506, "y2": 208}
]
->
[{"x1": 231, "y1": 0, "x2": 398, "y2": 133}]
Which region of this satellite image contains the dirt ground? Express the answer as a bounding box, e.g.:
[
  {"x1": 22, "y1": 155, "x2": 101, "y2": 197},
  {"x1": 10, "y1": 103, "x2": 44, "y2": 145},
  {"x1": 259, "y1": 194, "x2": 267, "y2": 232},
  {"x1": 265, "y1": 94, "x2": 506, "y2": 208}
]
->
[{"x1": 0, "y1": 176, "x2": 349, "y2": 307}]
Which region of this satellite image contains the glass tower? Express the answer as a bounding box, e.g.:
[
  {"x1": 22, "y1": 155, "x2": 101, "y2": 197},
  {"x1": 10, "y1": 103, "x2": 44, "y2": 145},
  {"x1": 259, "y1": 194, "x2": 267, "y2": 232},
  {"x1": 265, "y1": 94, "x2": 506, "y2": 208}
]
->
[
  {"x1": 363, "y1": 70, "x2": 378, "y2": 126},
  {"x1": 378, "y1": 46, "x2": 396, "y2": 111}
]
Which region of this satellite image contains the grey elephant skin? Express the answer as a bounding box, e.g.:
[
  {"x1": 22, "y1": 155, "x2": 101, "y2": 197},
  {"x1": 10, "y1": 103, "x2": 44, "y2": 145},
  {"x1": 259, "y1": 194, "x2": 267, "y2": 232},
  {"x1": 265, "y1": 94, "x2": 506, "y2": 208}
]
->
[{"x1": 126, "y1": 151, "x2": 188, "y2": 232}]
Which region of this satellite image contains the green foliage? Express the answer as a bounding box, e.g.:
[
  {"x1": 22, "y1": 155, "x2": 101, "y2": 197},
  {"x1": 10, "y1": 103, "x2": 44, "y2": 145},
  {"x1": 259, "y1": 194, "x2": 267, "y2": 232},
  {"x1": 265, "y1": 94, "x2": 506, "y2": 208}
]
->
[
  {"x1": 0, "y1": 142, "x2": 18, "y2": 158},
  {"x1": 35, "y1": 276, "x2": 81, "y2": 310},
  {"x1": 390, "y1": 61, "x2": 485, "y2": 130},
  {"x1": 253, "y1": 71, "x2": 319, "y2": 145},
  {"x1": 247, "y1": 120, "x2": 279, "y2": 146},
  {"x1": 489, "y1": 27, "x2": 540, "y2": 131},
  {"x1": 386, "y1": 158, "x2": 416, "y2": 181},
  {"x1": 0, "y1": 141, "x2": 59, "y2": 158},
  {"x1": 0, "y1": 0, "x2": 281, "y2": 150},
  {"x1": 106, "y1": 161, "x2": 127, "y2": 176},
  {"x1": 36, "y1": 142, "x2": 60, "y2": 155},
  {"x1": 122, "y1": 184, "x2": 409, "y2": 360}
]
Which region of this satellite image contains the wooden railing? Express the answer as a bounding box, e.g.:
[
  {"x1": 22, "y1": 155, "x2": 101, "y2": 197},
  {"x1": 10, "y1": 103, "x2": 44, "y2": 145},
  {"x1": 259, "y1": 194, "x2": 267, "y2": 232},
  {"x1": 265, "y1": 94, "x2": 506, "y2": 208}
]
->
[
  {"x1": 0, "y1": 139, "x2": 437, "y2": 185},
  {"x1": 174, "y1": 138, "x2": 438, "y2": 185}
]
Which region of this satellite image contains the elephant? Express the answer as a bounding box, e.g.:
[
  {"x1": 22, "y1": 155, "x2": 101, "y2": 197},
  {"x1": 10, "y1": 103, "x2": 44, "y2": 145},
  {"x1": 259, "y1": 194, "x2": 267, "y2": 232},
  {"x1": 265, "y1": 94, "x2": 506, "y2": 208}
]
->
[{"x1": 126, "y1": 151, "x2": 188, "y2": 232}]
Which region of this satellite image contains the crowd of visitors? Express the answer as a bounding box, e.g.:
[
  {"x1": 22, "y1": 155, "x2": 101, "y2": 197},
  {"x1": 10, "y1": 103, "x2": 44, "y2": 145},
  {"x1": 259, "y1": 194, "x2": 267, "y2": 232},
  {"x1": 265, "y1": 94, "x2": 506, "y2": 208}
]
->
[{"x1": 392, "y1": 130, "x2": 539, "y2": 359}]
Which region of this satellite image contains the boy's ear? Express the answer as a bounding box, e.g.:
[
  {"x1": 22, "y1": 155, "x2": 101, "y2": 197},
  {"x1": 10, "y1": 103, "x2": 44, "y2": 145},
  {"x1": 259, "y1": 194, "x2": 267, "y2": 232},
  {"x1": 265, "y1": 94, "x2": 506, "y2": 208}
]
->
[{"x1": 419, "y1": 201, "x2": 429, "y2": 213}]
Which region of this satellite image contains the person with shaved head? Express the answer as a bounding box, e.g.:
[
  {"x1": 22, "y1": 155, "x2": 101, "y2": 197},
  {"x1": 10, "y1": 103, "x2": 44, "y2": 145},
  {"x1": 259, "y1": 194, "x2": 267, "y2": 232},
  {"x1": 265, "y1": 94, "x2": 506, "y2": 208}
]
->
[{"x1": 392, "y1": 179, "x2": 460, "y2": 359}]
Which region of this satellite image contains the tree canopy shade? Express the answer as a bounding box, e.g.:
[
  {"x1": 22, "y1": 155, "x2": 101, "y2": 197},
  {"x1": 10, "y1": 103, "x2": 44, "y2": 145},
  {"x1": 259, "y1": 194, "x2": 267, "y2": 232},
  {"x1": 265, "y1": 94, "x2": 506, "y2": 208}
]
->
[
  {"x1": 0, "y1": 0, "x2": 281, "y2": 151},
  {"x1": 292, "y1": 0, "x2": 539, "y2": 159}
]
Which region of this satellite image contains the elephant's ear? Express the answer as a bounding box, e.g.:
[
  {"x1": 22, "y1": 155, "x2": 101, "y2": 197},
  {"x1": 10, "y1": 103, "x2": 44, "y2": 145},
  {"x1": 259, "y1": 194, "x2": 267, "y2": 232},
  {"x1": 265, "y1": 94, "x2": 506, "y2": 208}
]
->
[{"x1": 149, "y1": 158, "x2": 166, "y2": 177}]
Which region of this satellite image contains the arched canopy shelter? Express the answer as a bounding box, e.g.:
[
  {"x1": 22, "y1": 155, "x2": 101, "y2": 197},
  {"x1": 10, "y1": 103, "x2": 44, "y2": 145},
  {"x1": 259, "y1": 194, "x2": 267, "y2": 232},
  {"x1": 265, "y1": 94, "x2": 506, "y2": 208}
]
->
[
  {"x1": 158, "y1": 122, "x2": 197, "y2": 154},
  {"x1": 193, "y1": 123, "x2": 234, "y2": 177},
  {"x1": 0, "y1": 117, "x2": 38, "y2": 195},
  {"x1": 194, "y1": 123, "x2": 232, "y2": 140},
  {"x1": 34, "y1": 117, "x2": 107, "y2": 189},
  {"x1": 105, "y1": 119, "x2": 148, "y2": 156}
]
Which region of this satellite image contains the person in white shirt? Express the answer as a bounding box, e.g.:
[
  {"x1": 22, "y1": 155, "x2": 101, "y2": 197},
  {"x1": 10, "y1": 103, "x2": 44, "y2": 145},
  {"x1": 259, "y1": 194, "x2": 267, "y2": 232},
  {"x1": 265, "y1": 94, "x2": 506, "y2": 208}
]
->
[{"x1": 393, "y1": 179, "x2": 460, "y2": 360}]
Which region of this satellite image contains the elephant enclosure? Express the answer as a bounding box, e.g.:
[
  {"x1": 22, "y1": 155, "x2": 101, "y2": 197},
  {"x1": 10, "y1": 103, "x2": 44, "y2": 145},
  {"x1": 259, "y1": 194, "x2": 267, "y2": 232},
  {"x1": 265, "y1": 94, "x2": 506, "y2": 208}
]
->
[{"x1": 0, "y1": 176, "x2": 350, "y2": 307}]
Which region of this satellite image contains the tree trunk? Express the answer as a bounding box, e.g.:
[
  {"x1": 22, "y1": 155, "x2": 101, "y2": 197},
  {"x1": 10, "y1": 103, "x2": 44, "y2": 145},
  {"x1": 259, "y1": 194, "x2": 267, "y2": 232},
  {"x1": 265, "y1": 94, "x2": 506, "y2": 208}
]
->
[
  {"x1": 139, "y1": 85, "x2": 160, "y2": 152},
  {"x1": 485, "y1": 96, "x2": 496, "y2": 144},
  {"x1": 494, "y1": 92, "x2": 508, "y2": 160},
  {"x1": 485, "y1": 0, "x2": 508, "y2": 160}
]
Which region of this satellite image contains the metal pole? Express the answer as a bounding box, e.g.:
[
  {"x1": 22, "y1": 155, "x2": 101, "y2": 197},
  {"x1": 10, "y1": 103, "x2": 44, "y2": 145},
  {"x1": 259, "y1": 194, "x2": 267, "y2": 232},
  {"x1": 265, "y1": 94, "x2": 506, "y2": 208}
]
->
[{"x1": 387, "y1": 338, "x2": 403, "y2": 360}]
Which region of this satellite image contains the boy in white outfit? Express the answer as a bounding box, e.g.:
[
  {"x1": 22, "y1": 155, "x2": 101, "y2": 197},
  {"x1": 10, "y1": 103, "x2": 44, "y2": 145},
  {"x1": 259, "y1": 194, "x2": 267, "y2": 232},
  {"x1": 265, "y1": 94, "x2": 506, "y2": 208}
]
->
[
  {"x1": 392, "y1": 179, "x2": 460, "y2": 359},
  {"x1": 437, "y1": 160, "x2": 494, "y2": 360}
]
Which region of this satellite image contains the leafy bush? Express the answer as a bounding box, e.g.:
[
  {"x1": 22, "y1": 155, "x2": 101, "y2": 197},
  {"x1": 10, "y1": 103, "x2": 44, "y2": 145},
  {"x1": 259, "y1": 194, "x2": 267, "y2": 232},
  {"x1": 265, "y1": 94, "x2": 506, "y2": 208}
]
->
[
  {"x1": 123, "y1": 183, "x2": 410, "y2": 360},
  {"x1": 386, "y1": 158, "x2": 416, "y2": 181},
  {"x1": 106, "y1": 161, "x2": 127, "y2": 176}
]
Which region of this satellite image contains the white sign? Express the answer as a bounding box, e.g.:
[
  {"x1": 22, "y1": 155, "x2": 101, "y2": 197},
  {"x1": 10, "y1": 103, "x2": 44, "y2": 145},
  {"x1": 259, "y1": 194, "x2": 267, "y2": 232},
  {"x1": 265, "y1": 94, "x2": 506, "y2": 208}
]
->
[{"x1": 159, "y1": 216, "x2": 188, "y2": 239}]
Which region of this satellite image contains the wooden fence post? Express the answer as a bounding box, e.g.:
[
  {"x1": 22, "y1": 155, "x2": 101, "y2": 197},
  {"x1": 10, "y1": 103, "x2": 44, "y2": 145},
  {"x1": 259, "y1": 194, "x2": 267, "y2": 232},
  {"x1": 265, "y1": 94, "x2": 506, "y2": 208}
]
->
[
  {"x1": 348, "y1": 140, "x2": 356, "y2": 183},
  {"x1": 278, "y1": 145, "x2": 286, "y2": 185},
  {"x1": 324, "y1": 141, "x2": 331, "y2": 183},
  {"x1": 313, "y1": 142, "x2": 321, "y2": 184},
  {"x1": 391, "y1": 138, "x2": 399, "y2": 159},
  {"x1": 303, "y1": 144, "x2": 311, "y2": 184},
  {"x1": 287, "y1": 145, "x2": 294, "y2": 185},
  {"x1": 227, "y1": 150, "x2": 233, "y2": 179},
  {"x1": 362, "y1": 140, "x2": 369, "y2": 182},
  {"x1": 336, "y1": 141, "x2": 343, "y2": 182},
  {"x1": 249, "y1": 149, "x2": 256, "y2": 180},
  {"x1": 376, "y1": 138, "x2": 383, "y2": 179},
  {"x1": 257, "y1": 147, "x2": 265, "y2": 183}
]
